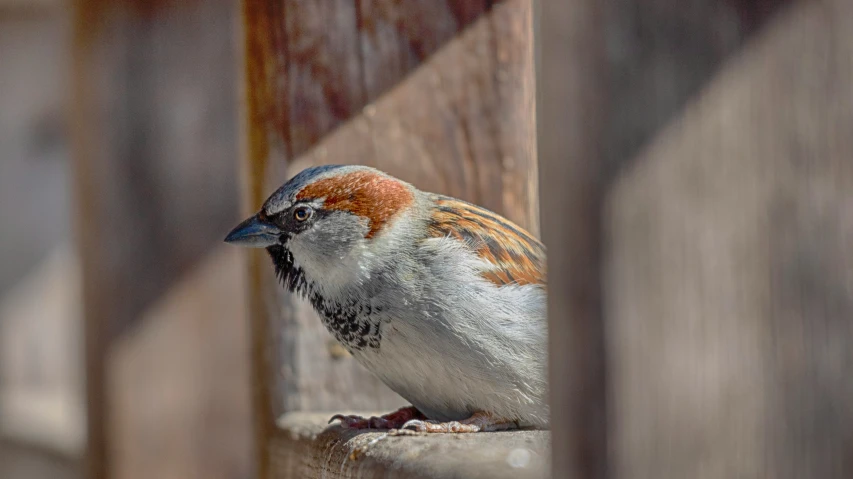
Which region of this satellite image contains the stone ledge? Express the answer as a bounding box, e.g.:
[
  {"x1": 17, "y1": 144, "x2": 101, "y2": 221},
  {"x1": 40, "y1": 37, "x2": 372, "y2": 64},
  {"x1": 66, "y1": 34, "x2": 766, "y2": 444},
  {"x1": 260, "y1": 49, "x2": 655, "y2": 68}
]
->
[{"x1": 270, "y1": 412, "x2": 550, "y2": 479}]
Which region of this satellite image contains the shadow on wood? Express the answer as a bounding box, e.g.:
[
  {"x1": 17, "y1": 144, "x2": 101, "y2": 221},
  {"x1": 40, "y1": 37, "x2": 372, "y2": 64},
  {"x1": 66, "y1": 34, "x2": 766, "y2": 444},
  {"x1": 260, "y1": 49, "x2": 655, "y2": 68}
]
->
[{"x1": 607, "y1": 1, "x2": 853, "y2": 477}]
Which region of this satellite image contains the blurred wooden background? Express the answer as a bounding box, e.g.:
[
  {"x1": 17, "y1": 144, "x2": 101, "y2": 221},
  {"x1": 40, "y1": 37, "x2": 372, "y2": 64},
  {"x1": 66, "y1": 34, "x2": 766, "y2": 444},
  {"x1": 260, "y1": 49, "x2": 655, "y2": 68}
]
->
[
  {"x1": 3, "y1": 0, "x2": 252, "y2": 478},
  {"x1": 2, "y1": 0, "x2": 851, "y2": 478}
]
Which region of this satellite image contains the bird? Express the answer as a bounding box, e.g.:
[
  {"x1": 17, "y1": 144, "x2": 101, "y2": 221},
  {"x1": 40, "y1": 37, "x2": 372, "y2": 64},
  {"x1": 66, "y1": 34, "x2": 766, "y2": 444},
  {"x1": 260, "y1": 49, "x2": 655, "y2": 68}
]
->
[{"x1": 225, "y1": 165, "x2": 548, "y2": 433}]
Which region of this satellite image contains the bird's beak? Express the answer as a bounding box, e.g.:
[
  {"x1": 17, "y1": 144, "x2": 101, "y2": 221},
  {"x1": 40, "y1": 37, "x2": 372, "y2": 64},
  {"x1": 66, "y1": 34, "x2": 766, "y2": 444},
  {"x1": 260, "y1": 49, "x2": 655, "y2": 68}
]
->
[{"x1": 224, "y1": 214, "x2": 281, "y2": 248}]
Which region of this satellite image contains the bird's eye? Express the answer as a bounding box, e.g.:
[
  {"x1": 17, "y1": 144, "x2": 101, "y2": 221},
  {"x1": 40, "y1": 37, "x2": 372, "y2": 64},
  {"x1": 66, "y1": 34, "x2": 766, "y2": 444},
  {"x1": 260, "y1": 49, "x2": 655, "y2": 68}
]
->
[{"x1": 293, "y1": 205, "x2": 313, "y2": 222}]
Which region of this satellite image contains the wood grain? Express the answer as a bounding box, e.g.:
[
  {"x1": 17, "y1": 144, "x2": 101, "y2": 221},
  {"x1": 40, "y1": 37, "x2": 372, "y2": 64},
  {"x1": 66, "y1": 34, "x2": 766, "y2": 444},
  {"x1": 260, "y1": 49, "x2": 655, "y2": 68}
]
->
[
  {"x1": 109, "y1": 248, "x2": 251, "y2": 479},
  {"x1": 280, "y1": 0, "x2": 496, "y2": 158},
  {"x1": 285, "y1": 0, "x2": 537, "y2": 234},
  {"x1": 608, "y1": 1, "x2": 853, "y2": 477},
  {"x1": 536, "y1": 1, "x2": 609, "y2": 478},
  {"x1": 270, "y1": 412, "x2": 549, "y2": 479},
  {"x1": 71, "y1": 2, "x2": 239, "y2": 478}
]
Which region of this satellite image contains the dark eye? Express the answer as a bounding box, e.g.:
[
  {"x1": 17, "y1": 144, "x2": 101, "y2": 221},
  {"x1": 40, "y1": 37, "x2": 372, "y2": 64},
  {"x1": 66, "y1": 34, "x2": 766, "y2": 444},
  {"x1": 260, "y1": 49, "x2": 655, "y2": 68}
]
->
[{"x1": 293, "y1": 205, "x2": 313, "y2": 222}]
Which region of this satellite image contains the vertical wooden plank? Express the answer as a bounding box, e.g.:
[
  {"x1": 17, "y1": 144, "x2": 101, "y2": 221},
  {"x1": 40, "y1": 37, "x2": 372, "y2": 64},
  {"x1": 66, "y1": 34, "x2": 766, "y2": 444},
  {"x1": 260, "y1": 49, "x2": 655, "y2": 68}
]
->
[
  {"x1": 71, "y1": 2, "x2": 240, "y2": 478},
  {"x1": 356, "y1": 0, "x2": 490, "y2": 103},
  {"x1": 110, "y1": 248, "x2": 251, "y2": 479},
  {"x1": 283, "y1": 0, "x2": 364, "y2": 157},
  {"x1": 72, "y1": 0, "x2": 239, "y2": 340},
  {"x1": 607, "y1": 1, "x2": 853, "y2": 477},
  {"x1": 600, "y1": 0, "x2": 791, "y2": 179},
  {"x1": 536, "y1": 1, "x2": 609, "y2": 479},
  {"x1": 282, "y1": 0, "x2": 494, "y2": 158},
  {"x1": 241, "y1": 1, "x2": 537, "y2": 477},
  {"x1": 71, "y1": 5, "x2": 110, "y2": 477},
  {"x1": 0, "y1": 9, "x2": 70, "y2": 296},
  {"x1": 0, "y1": 7, "x2": 82, "y2": 464},
  {"x1": 240, "y1": 5, "x2": 281, "y2": 478}
]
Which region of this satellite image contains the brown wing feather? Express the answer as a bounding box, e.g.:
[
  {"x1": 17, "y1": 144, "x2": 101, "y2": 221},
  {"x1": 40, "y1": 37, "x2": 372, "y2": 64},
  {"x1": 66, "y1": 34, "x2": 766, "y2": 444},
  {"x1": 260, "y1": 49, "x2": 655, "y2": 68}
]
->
[{"x1": 426, "y1": 195, "x2": 546, "y2": 287}]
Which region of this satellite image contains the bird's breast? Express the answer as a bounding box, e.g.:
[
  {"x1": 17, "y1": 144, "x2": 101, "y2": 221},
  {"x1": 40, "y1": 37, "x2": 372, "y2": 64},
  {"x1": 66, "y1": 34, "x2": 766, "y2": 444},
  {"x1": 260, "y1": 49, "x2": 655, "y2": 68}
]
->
[{"x1": 309, "y1": 292, "x2": 383, "y2": 352}]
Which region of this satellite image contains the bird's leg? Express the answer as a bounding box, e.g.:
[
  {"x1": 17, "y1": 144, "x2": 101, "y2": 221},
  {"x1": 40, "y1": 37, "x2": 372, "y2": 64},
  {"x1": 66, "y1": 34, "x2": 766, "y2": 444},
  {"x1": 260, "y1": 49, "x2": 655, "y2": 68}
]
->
[
  {"x1": 329, "y1": 406, "x2": 426, "y2": 430},
  {"x1": 399, "y1": 411, "x2": 518, "y2": 433}
]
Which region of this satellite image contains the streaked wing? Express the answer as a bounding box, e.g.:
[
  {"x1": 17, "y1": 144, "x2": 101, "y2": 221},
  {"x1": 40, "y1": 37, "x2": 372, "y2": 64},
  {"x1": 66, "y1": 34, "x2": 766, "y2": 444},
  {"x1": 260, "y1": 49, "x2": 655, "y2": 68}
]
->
[{"x1": 426, "y1": 195, "x2": 546, "y2": 287}]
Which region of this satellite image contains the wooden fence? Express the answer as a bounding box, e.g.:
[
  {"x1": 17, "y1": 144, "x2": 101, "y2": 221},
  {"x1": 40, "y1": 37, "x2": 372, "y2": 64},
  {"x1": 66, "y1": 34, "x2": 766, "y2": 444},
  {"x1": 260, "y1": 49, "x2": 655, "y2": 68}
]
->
[{"x1": 43, "y1": 0, "x2": 853, "y2": 477}]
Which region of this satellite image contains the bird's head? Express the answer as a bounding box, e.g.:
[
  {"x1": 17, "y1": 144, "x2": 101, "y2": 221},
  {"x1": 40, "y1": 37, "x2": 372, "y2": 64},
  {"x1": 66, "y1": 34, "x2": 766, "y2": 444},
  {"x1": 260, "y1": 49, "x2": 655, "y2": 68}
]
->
[{"x1": 224, "y1": 165, "x2": 416, "y2": 294}]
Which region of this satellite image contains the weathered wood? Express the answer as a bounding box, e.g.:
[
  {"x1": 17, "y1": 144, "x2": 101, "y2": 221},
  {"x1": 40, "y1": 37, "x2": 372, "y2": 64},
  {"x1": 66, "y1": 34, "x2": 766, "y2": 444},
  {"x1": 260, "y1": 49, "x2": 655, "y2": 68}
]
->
[
  {"x1": 0, "y1": 246, "x2": 84, "y2": 457},
  {"x1": 285, "y1": 0, "x2": 538, "y2": 234},
  {"x1": 0, "y1": 11, "x2": 70, "y2": 297},
  {"x1": 0, "y1": 9, "x2": 82, "y2": 458},
  {"x1": 71, "y1": 2, "x2": 240, "y2": 478},
  {"x1": 72, "y1": 0, "x2": 239, "y2": 337},
  {"x1": 536, "y1": 1, "x2": 608, "y2": 478},
  {"x1": 280, "y1": 0, "x2": 494, "y2": 158},
  {"x1": 270, "y1": 412, "x2": 549, "y2": 479},
  {"x1": 357, "y1": 0, "x2": 490, "y2": 103},
  {"x1": 241, "y1": 1, "x2": 536, "y2": 476},
  {"x1": 607, "y1": 1, "x2": 853, "y2": 477},
  {"x1": 601, "y1": 0, "x2": 795, "y2": 178},
  {"x1": 109, "y1": 247, "x2": 251, "y2": 479},
  {"x1": 0, "y1": 440, "x2": 80, "y2": 479},
  {"x1": 0, "y1": 0, "x2": 61, "y2": 13}
]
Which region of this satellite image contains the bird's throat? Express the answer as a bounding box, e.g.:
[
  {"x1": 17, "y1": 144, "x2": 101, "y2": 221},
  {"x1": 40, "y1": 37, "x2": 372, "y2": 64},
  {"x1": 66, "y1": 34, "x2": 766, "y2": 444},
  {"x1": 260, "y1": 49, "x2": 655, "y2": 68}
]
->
[
  {"x1": 265, "y1": 244, "x2": 382, "y2": 352},
  {"x1": 266, "y1": 244, "x2": 309, "y2": 295}
]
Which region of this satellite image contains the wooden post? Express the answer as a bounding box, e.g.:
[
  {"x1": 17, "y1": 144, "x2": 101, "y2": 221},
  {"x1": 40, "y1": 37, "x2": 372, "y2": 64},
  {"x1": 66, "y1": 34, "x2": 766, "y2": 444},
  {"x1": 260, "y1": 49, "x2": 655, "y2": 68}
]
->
[
  {"x1": 71, "y1": 2, "x2": 243, "y2": 478},
  {"x1": 240, "y1": 1, "x2": 537, "y2": 476},
  {"x1": 608, "y1": 1, "x2": 853, "y2": 476},
  {"x1": 536, "y1": 1, "x2": 609, "y2": 479}
]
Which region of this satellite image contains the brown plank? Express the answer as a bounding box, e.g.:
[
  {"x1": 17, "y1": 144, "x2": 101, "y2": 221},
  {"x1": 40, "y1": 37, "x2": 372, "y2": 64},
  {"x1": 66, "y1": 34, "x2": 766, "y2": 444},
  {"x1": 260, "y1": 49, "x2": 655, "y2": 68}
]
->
[
  {"x1": 608, "y1": 0, "x2": 853, "y2": 476},
  {"x1": 72, "y1": 0, "x2": 238, "y2": 338},
  {"x1": 0, "y1": 11, "x2": 71, "y2": 304},
  {"x1": 287, "y1": 0, "x2": 537, "y2": 233},
  {"x1": 241, "y1": 1, "x2": 536, "y2": 477},
  {"x1": 109, "y1": 248, "x2": 251, "y2": 479},
  {"x1": 283, "y1": 0, "x2": 365, "y2": 157},
  {"x1": 356, "y1": 0, "x2": 491, "y2": 103},
  {"x1": 281, "y1": 0, "x2": 494, "y2": 158},
  {"x1": 601, "y1": 0, "x2": 791, "y2": 177},
  {"x1": 0, "y1": 440, "x2": 80, "y2": 479},
  {"x1": 71, "y1": 1, "x2": 239, "y2": 478},
  {"x1": 536, "y1": 1, "x2": 609, "y2": 478},
  {"x1": 270, "y1": 412, "x2": 548, "y2": 479}
]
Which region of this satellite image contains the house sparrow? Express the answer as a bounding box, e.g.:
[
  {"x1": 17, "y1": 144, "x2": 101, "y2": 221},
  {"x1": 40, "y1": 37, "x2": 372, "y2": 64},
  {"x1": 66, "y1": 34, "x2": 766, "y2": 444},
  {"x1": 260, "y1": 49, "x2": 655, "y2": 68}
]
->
[{"x1": 225, "y1": 165, "x2": 548, "y2": 433}]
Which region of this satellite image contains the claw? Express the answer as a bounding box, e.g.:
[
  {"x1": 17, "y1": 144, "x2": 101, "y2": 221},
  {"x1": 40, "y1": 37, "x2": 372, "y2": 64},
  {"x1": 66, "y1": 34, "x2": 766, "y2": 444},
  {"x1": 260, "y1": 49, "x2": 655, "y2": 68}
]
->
[
  {"x1": 328, "y1": 414, "x2": 370, "y2": 428},
  {"x1": 326, "y1": 407, "x2": 426, "y2": 430},
  {"x1": 401, "y1": 419, "x2": 477, "y2": 433},
  {"x1": 401, "y1": 419, "x2": 428, "y2": 432},
  {"x1": 399, "y1": 411, "x2": 517, "y2": 433}
]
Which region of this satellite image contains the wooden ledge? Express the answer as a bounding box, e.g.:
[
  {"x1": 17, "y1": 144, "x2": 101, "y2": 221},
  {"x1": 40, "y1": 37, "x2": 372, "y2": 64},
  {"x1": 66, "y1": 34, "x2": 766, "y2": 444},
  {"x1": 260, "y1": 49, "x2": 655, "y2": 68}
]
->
[{"x1": 270, "y1": 413, "x2": 550, "y2": 479}]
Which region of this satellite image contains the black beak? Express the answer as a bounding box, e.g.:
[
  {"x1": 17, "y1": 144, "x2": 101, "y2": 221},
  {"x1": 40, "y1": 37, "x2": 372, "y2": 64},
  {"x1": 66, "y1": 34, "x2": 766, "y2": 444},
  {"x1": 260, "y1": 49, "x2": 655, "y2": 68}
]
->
[{"x1": 224, "y1": 215, "x2": 281, "y2": 248}]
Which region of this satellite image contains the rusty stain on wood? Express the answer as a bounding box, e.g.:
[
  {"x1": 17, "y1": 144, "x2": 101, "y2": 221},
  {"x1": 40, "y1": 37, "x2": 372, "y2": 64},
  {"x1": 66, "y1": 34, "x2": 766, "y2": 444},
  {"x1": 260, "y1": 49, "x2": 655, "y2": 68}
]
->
[
  {"x1": 284, "y1": 1, "x2": 537, "y2": 234},
  {"x1": 241, "y1": 5, "x2": 280, "y2": 478}
]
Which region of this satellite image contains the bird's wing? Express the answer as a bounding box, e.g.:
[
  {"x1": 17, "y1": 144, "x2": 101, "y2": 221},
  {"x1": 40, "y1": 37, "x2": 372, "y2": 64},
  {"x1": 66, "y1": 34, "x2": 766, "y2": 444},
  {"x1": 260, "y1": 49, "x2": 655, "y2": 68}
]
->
[{"x1": 426, "y1": 195, "x2": 546, "y2": 288}]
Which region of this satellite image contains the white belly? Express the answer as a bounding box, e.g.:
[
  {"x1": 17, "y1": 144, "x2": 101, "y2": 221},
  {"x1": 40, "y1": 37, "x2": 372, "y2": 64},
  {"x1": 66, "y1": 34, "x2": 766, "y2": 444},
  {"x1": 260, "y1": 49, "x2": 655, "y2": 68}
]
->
[{"x1": 352, "y1": 307, "x2": 549, "y2": 427}]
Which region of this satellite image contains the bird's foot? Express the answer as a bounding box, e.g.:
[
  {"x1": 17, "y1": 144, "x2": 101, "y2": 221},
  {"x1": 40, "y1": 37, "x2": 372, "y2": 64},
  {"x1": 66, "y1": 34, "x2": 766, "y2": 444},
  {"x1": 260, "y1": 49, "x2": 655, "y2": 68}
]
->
[
  {"x1": 328, "y1": 406, "x2": 425, "y2": 430},
  {"x1": 397, "y1": 411, "x2": 518, "y2": 433}
]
